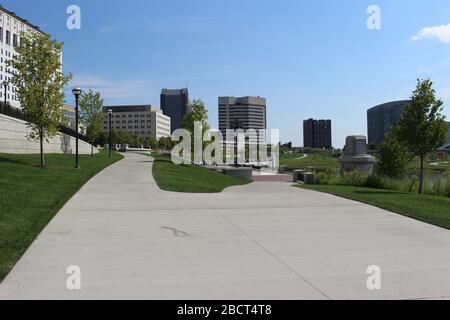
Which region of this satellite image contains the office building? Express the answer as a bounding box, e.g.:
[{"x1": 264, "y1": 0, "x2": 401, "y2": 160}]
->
[
  {"x1": 439, "y1": 122, "x2": 450, "y2": 153},
  {"x1": 102, "y1": 105, "x2": 171, "y2": 140},
  {"x1": 161, "y1": 88, "x2": 189, "y2": 133},
  {"x1": 446, "y1": 122, "x2": 450, "y2": 145},
  {"x1": 367, "y1": 100, "x2": 410, "y2": 147},
  {"x1": 218, "y1": 96, "x2": 267, "y2": 143},
  {"x1": 303, "y1": 118, "x2": 332, "y2": 149},
  {"x1": 62, "y1": 104, "x2": 76, "y2": 131},
  {"x1": 0, "y1": 5, "x2": 47, "y2": 109}
]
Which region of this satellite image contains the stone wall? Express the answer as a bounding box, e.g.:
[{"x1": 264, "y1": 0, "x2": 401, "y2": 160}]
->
[{"x1": 0, "y1": 114, "x2": 98, "y2": 155}]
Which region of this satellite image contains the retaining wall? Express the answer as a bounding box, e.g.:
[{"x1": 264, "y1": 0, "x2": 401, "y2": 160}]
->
[{"x1": 0, "y1": 114, "x2": 98, "y2": 155}]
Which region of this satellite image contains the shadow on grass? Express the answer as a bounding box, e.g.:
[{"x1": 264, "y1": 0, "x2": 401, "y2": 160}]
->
[
  {"x1": 353, "y1": 190, "x2": 408, "y2": 195},
  {"x1": 0, "y1": 157, "x2": 29, "y2": 166}
]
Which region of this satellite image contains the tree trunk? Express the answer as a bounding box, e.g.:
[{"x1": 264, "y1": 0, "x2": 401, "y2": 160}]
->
[
  {"x1": 91, "y1": 140, "x2": 94, "y2": 158},
  {"x1": 39, "y1": 128, "x2": 45, "y2": 167},
  {"x1": 419, "y1": 155, "x2": 424, "y2": 194}
]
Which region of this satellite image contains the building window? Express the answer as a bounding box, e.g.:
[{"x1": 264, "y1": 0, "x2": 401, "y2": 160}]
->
[
  {"x1": 13, "y1": 34, "x2": 18, "y2": 47},
  {"x1": 5, "y1": 30, "x2": 10, "y2": 45},
  {"x1": 0, "y1": 27, "x2": 3, "y2": 42}
]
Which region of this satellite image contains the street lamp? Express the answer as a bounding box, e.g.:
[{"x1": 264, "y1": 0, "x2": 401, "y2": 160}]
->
[
  {"x1": 2, "y1": 80, "x2": 9, "y2": 114},
  {"x1": 231, "y1": 118, "x2": 242, "y2": 167},
  {"x1": 72, "y1": 86, "x2": 82, "y2": 169},
  {"x1": 108, "y1": 109, "x2": 113, "y2": 157}
]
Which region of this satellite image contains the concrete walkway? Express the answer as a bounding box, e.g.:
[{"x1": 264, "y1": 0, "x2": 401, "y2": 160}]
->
[{"x1": 1, "y1": 152, "x2": 449, "y2": 300}]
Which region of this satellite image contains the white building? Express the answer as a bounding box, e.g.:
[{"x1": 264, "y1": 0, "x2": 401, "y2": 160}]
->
[
  {"x1": 0, "y1": 5, "x2": 46, "y2": 109},
  {"x1": 103, "y1": 105, "x2": 171, "y2": 140}
]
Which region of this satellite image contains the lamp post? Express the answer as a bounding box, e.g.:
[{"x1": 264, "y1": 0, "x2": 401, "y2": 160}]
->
[
  {"x1": 231, "y1": 119, "x2": 242, "y2": 167},
  {"x1": 72, "y1": 86, "x2": 82, "y2": 169},
  {"x1": 2, "y1": 80, "x2": 8, "y2": 114},
  {"x1": 108, "y1": 109, "x2": 113, "y2": 157}
]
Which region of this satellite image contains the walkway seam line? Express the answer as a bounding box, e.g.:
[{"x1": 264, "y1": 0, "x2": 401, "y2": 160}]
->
[{"x1": 193, "y1": 194, "x2": 332, "y2": 300}]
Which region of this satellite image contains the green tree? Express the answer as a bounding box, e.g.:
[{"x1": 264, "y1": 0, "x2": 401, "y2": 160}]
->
[
  {"x1": 181, "y1": 99, "x2": 210, "y2": 154},
  {"x1": 182, "y1": 99, "x2": 210, "y2": 135},
  {"x1": 159, "y1": 137, "x2": 174, "y2": 151},
  {"x1": 376, "y1": 134, "x2": 412, "y2": 178},
  {"x1": 395, "y1": 79, "x2": 448, "y2": 194},
  {"x1": 147, "y1": 138, "x2": 158, "y2": 150},
  {"x1": 8, "y1": 32, "x2": 71, "y2": 167},
  {"x1": 79, "y1": 90, "x2": 104, "y2": 157}
]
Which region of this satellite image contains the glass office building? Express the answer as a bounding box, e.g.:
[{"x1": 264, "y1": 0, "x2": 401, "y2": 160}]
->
[{"x1": 367, "y1": 100, "x2": 410, "y2": 147}]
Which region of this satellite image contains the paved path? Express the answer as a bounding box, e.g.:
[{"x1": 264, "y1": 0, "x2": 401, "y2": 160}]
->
[{"x1": 1, "y1": 152, "x2": 449, "y2": 300}]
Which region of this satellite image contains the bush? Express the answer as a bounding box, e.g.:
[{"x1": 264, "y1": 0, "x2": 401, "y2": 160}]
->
[{"x1": 376, "y1": 135, "x2": 412, "y2": 178}]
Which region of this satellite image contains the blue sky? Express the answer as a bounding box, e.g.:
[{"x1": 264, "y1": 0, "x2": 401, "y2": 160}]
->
[{"x1": 4, "y1": 0, "x2": 450, "y2": 147}]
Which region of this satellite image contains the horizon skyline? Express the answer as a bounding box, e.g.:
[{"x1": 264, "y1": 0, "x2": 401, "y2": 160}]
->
[{"x1": 2, "y1": 0, "x2": 450, "y2": 148}]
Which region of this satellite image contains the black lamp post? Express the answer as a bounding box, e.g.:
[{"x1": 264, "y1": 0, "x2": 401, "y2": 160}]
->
[
  {"x1": 2, "y1": 80, "x2": 8, "y2": 114},
  {"x1": 108, "y1": 109, "x2": 113, "y2": 157},
  {"x1": 72, "y1": 86, "x2": 82, "y2": 169},
  {"x1": 231, "y1": 119, "x2": 242, "y2": 167}
]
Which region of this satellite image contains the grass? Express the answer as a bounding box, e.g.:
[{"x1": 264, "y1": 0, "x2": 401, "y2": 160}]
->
[
  {"x1": 280, "y1": 153, "x2": 339, "y2": 172},
  {"x1": 0, "y1": 150, "x2": 123, "y2": 281},
  {"x1": 301, "y1": 184, "x2": 450, "y2": 229},
  {"x1": 152, "y1": 153, "x2": 250, "y2": 193},
  {"x1": 417, "y1": 158, "x2": 450, "y2": 173}
]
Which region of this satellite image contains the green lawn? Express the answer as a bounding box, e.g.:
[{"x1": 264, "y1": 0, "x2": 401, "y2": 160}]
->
[
  {"x1": 152, "y1": 153, "x2": 250, "y2": 193},
  {"x1": 0, "y1": 150, "x2": 123, "y2": 281},
  {"x1": 301, "y1": 185, "x2": 450, "y2": 229},
  {"x1": 280, "y1": 153, "x2": 339, "y2": 172}
]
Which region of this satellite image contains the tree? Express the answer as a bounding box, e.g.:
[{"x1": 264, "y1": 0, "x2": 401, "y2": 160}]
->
[
  {"x1": 395, "y1": 79, "x2": 448, "y2": 194},
  {"x1": 159, "y1": 137, "x2": 173, "y2": 151},
  {"x1": 376, "y1": 134, "x2": 412, "y2": 178},
  {"x1": 182, "y1": 99, "x2": 210, "y2": 135},
  {"x1": 144, "y1": 137, "x2": 158, "y2": 150},
  {"x1": 79, "y1": 90, "x2": 104, "y2": 157},
  {"x1": 181, "y1": 99, "x2": 210, "y2": 154},
  {"x1": 8, "y1": 31, "x2": 71, "y2": 167}
]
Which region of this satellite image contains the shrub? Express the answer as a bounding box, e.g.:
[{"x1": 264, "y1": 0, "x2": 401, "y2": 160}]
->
[{"x1": 376, "y1": 135, "x2": 412, "y2": 178}]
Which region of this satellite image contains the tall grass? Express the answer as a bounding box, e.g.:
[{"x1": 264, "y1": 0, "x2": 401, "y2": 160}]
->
[{"x1": 314, "y1": 169, "x2": 450, "y2": 198}]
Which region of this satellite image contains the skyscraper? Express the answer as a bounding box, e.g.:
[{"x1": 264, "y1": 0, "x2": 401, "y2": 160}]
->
[
  {"x1": 303, "y1": 118, "x2": 332, "y2": 149},
  {"x1": 218, "y1": 96, "x2": 267, "y2": 143},
  {"x1": 160, "y1": 88, "x2": 189, "y2": 133}
]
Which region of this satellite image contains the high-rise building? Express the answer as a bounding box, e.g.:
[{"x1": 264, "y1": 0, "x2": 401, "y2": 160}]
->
[
  {"x1": 367, "y1": 100, "x2": 410, "y2": 147},
  {"x1": 102, "y1": 105, "x2": 171, "y2": 140},
  {"x1": 218, "y1": 96, "x2": 267, "y2": 143},
  {"x1": 303, "y1": 118, "x2": 332, "y2": 149},
  {"x1": 0, "y1": 5, "x2": 48, "y2": 109},
  {"x1": 160, "y1": 88, "x2": 189, "y2": 133}
]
